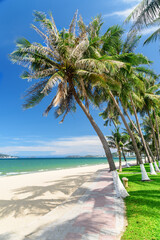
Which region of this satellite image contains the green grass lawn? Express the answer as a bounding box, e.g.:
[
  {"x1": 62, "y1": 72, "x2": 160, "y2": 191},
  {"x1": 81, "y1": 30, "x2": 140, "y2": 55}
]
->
[{"x1": 119, "y1": 163, "x2": 160, "y2": 240}]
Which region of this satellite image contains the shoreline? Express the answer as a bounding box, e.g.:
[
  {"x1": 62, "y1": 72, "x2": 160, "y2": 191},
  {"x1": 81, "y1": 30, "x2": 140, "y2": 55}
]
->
[
  {"x1": 0, "y1": 158, "x2": 136, "y2": 177},
  {"x1": 0, "y1": 162, "x2": 107, "y2": 177}
]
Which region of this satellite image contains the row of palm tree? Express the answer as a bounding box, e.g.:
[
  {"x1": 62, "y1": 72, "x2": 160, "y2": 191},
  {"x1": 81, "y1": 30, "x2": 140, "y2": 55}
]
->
[{"x1": 10, "y1": 11, "x2": 160, "y2": 198}]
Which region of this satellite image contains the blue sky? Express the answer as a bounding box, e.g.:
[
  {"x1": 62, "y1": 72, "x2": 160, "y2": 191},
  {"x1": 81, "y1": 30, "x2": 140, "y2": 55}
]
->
[{"x1": 0, "y1": 0, "x2": 159, "y2": 157}]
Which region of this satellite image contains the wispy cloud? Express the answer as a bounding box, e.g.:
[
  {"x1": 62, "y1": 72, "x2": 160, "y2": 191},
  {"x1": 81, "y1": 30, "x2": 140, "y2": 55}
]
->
[
  {"x1": 0, "y1": 136, "x2": 106, "y2": 156},
  {"x1": 140, "y1": 26, "x2": 160, "y2": 35},
  {"x1": 103, "y1": 5, "x2": 137, "y2": 19}
]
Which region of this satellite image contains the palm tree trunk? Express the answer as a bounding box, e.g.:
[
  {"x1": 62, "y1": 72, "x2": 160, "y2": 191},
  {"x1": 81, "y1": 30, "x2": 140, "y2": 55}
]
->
[
  {"x1": 153, "y1": 109, "x2": 160, "y2": 148},
  {"x1": 124, "y1": 109, "x2": 139, "y2": 132},
  {"x1": 121, "y1": 147, "x2": 130, "y2": 167},
  {"x1": 108, "y1": 90, "x2": 150, "y2": 181},
  {"x1": 126, "y1": 109, "x2": 160, "y2": 172},
  {"x1": 130, "y1": 95, "x2": 157, "y2": 175},
  {"x1": 69, "y1": 84, "x2": 129, "y2": 197},
  {"x1": 125, "y1": 108, "x2": 153, "y2": 163},
  {"x1": 118, "y1": 145, "x2": 122, "y2": 172},
  {"x1": 122, "y1": 147, "x2": 127, "y2": 162},
  {"x1": 109, "y1": 91, "x2": 142, "y2": 164},
  {"x1": 153, "y1": 109, "x2": 160, "y2": 168},
  {"x1": 147, "y1": 108, "x2": 160, "y2": 161}
]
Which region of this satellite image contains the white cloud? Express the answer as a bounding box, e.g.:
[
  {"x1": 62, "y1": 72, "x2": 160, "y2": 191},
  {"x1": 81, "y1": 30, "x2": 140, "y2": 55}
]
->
[
  {"x1": 0, "y1": 136, "x2": 106, "y2": 156},
  {"x1": 103, "y1": 5, "x2": 138, "y2": 18},
  {"x1": 140, "y1": 26, "x2": 160, "y2": 35}
]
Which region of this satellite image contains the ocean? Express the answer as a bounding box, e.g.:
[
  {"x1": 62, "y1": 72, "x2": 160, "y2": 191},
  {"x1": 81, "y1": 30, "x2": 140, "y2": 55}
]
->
[{"x1": 0, "y1": 157, "x2": 135, "y2": 176}]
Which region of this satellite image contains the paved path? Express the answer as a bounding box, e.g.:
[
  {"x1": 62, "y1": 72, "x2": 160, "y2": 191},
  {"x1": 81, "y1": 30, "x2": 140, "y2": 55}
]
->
[{"x1": 24, "y1": 169, "x2": 125, "y2": 240}]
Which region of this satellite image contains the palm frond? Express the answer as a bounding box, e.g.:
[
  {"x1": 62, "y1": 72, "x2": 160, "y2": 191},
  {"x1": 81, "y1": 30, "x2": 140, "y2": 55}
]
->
[
  {"x1": 123, "y1": 30, "x2": 141, "y2": 53},
  {"x1": 69, "y1": 10, "x2": 78, "y2": 36},
  {"x1": 71, "y1": 38, "x2": 89, "y2": 60},
  {"x1": 78, "y1": 15, "x2": 87, "y2": 39},
  {"x1": 23, "y1": 80, "x2": 48, "y2": 109},
  {"x1": 144, "y1": 27, "x2": 160, "y2": 44},
  {"x1": 125, "y1": 0, "x2": 160, "y2": 29},
  {"x1": 76, "y1": 58, "x2": 109, "y2": 73},
  {"x1": 41, "y1": 72, "x2": 63, "y2": 95}
]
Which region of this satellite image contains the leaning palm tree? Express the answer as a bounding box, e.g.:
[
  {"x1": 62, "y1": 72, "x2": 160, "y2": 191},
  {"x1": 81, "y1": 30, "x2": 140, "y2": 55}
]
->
[{"x1": 10, "y1": 11, "x2": 129, "y2": 197}]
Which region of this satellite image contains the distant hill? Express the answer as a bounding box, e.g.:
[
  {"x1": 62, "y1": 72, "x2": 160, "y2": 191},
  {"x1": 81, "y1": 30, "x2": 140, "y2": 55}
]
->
[
  {"x1": 66, "y1": 155, "x2": 105, "y2": 158},
  {"x1": 0, "y1": 153, "x2": 18, "y2": 159},
  {"x1": 66, "y1": 153, "x2": 135, "y2": 159}
]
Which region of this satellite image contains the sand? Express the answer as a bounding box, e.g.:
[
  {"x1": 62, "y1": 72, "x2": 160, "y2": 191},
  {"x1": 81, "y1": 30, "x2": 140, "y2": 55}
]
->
[{"x1": 0, "y1": 161, "x2": 135, "y2": 239}]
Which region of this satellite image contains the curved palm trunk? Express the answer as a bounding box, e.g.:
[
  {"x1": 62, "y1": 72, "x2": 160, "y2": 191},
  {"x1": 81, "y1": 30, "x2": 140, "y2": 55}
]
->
[
  {"x1": 70, "y1": 85, "x2": 129, "y2": 198},
  {"x1": 117, "y1": 145, "x2": 122, "y2": 172},
  {"x1": 147, "y1": 109, "x2": 160, "y2": 161},
  {"x1": 130, "y1": 95, "x2": 157, "y2": 175},
  {"x1": 108, "y1": 90, "x2": 150, "y2": 181}
]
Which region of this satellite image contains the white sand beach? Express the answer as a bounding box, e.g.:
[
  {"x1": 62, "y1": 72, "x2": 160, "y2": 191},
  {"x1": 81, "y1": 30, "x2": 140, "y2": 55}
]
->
[{"x1": 0, "y1": 161, "x2": 135, "y2": 239}]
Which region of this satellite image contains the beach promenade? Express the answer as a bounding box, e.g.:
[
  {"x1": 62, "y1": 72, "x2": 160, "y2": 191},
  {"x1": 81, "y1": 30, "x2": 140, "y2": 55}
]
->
[
  {"x1": 25, "y1": 169, "x2": 125, "y2": 240},
  {"x1": 0, "y1": 164, "x2": 127, "y2": 240}
]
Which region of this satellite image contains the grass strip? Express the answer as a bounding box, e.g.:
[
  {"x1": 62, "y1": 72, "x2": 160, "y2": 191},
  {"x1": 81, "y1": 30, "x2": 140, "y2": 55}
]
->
[{"x1": 119, "y1": 163, "x2": 160, "y2": 240}]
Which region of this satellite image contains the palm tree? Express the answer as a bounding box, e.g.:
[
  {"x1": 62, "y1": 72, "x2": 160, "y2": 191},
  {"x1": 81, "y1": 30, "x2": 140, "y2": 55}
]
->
[
  {"x1": 98, "y1": 28, "x2": 152, "y2": 180},
  {"x1": 124, "y1": 105, "x2": 156, "y2": 164},
  {"x1": 108, "y1": 127, "x2": 123, "y2": 172},
  {"x1": 129, "y1": 93, "x2": 158, "y2": 174},
  {"x1": 122, "y1": 122, "x2": 144, "y2": 161},
  {"x1": 108, "y1": 127, "x2": 131, "y2": 172},
  {"x1": 10, "y1": 11, "x2": 129, "y2": 197},
  {"x1": 125, "y1": 0, "x2": 160, "y2": 45},
  {"x1": 142, "y1": 80, "x2": 160, "y2": 167},
  {"x1": 120, "y1": 133, "x2": 131, "y2": 168}
]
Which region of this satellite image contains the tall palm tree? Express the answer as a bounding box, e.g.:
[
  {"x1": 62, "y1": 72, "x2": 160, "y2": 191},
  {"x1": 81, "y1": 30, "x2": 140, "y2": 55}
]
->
[
  {"x1": 10, "y1": 12, "x2": 129, "y2": 197},
  {"x1": 108, "y1": 127, "x2": 123, "y2": 172},
  {"x1": 98, "y1": 28, "x2": 153, "y2": 180},
  {"x1": 126, "y1": 0, "x2": 160, "y2": 45},
  {"x1": 122, "y1": 122, "x2": 144, "y2": 160},
  {"x1": 142, "y1": 80, "x2": 160, "y2": 164},
  {"x1": 129, "y1": 93, "x2": 158, "y2": 174},
  {"x1": 124, "y1": 103, "x2": 157, "y2": 164}
]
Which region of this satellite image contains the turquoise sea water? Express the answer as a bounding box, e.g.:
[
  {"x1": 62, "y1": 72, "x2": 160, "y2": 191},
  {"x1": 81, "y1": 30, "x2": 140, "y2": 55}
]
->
[{"x1": 0, "y1": 157, "x2": 136, "y2": 176}]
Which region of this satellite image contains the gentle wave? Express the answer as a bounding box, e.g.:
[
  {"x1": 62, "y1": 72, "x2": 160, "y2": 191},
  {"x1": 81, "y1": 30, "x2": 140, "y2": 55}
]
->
[{"x1": 6, "y1": 172, "x2": 19, "y2": 175}]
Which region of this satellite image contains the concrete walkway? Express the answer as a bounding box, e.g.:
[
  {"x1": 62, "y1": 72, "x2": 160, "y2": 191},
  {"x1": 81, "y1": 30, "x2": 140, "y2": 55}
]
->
[{"x1": 24, "y1": 169, "x2": 125, "y2": 240}]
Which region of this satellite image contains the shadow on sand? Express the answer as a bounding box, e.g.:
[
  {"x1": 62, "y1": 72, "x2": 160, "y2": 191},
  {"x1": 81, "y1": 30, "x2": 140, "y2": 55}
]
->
[{"x1": 0, "y1": 172, "x2": 94, "y2": 219}]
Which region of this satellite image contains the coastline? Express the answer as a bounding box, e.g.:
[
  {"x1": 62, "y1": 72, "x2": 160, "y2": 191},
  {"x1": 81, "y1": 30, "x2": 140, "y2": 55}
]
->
[
  {"x1": 0, "y1": 160, "x2": 136, "y2": 238},
  {"x1": 0, "y1": 157, "x2": 136, "y2": 177}
]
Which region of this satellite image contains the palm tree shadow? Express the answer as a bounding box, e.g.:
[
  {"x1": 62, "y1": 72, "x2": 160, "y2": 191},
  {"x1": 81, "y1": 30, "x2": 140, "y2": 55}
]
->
[
  {"x1": 0, "y1": 233, "x2": 14, "y2": 240},
  {"x1": 24, "y1": 212, "x2": 116, "y2": 240},
  {"x1": 0, "y1": 173, "x2": 93, "y2": 218},
  {"x1": 23, "y1": 179, "x2": 122, "y2": 240},
  {"x1": 0, "y1": 169, "x2": 119, "y2": 239}
]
